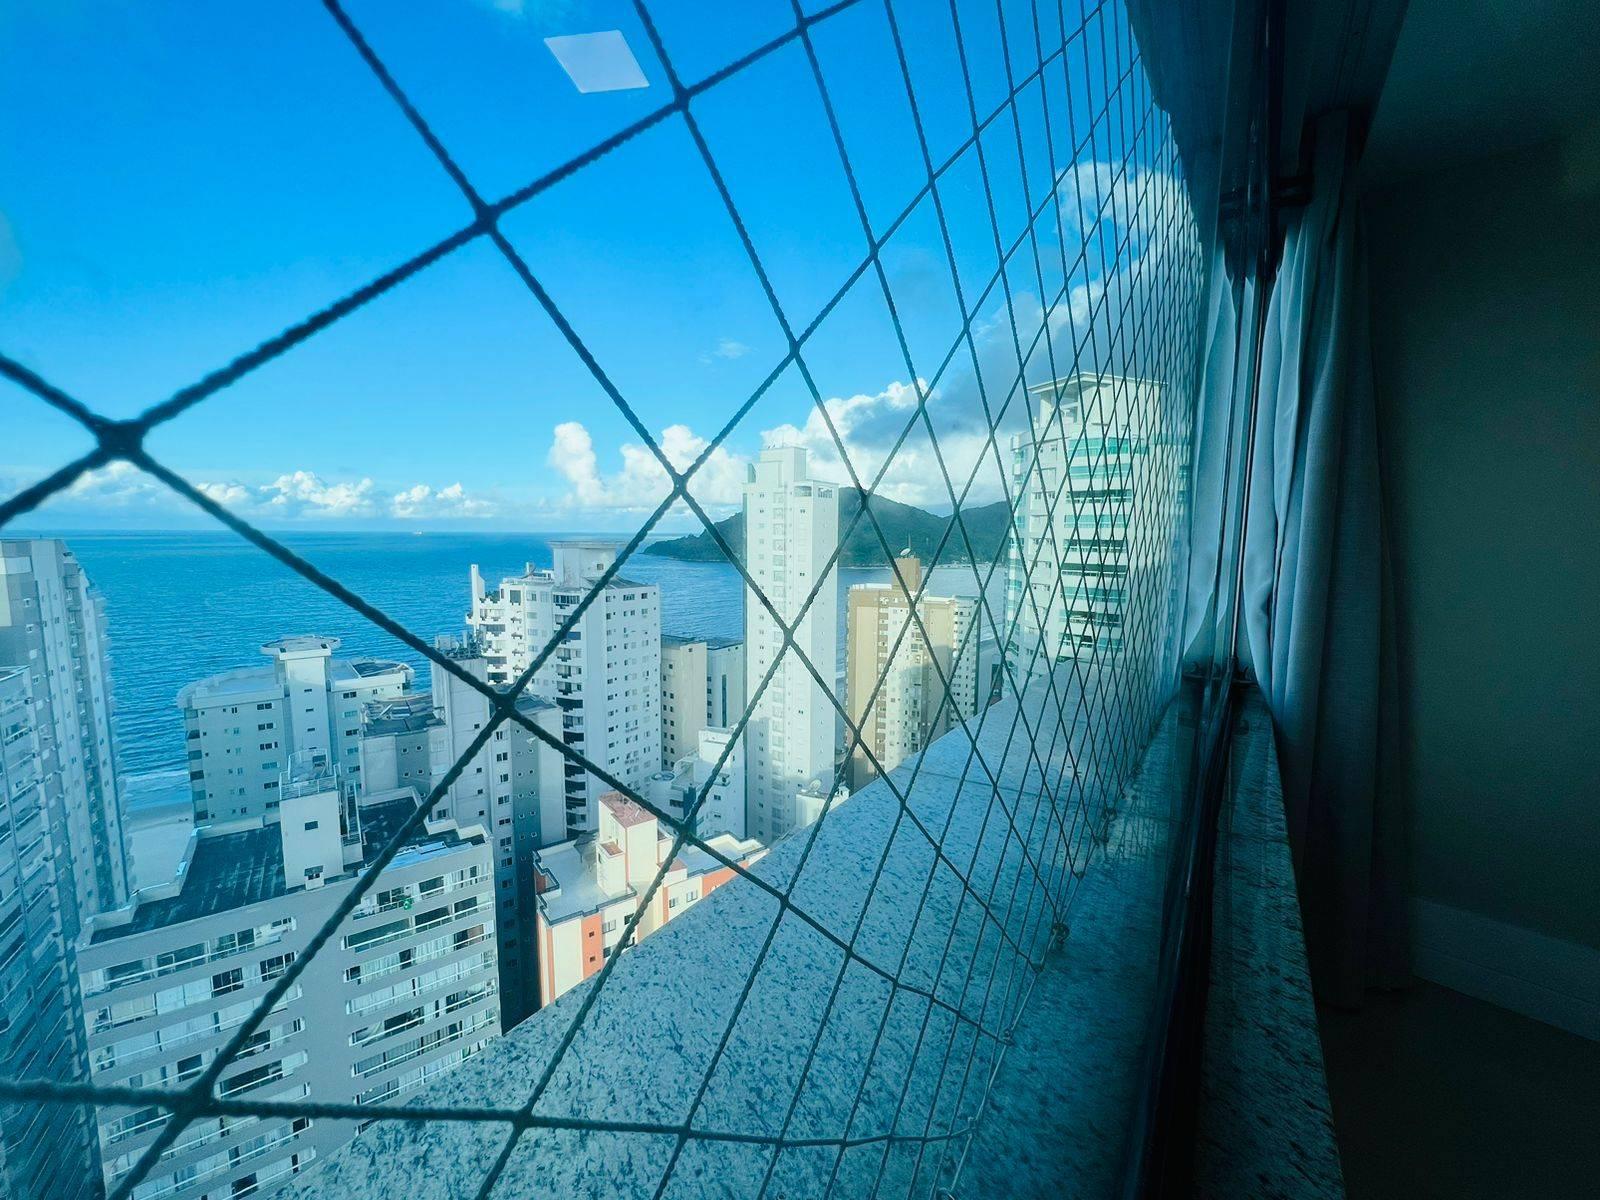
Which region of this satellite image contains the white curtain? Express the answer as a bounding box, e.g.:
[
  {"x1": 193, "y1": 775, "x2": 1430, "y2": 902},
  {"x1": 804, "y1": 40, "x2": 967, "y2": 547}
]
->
[
  {"x1": 1240, "y1": 111, "x2": 1407, "y2": 1004},
  {"x1": 1180, "y1": 263, "x2": 1254, "y2": 668}
]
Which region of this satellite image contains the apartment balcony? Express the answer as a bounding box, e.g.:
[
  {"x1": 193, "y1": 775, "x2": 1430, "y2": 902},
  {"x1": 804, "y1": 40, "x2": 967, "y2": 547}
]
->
[{"x1": 3, "y1": 1, "x2": 1596, "y2": 1198}]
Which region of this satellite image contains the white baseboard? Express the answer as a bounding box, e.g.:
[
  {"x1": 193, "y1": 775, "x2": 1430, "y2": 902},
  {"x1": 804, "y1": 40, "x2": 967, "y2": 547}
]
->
[{"x1": 1410, "y1": 899, "x2": 1600, "y2": 1041}]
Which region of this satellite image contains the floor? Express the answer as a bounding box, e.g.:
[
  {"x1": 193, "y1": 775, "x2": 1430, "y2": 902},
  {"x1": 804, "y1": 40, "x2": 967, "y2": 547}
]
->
[{"x1": 1318, "y1": 981, "x2": 1600, "y2": 1200}]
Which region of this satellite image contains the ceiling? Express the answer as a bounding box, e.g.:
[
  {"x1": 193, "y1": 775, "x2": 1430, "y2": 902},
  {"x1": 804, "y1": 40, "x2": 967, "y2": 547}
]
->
[{"x1": 1363, "y1": 0, "x2": 1600, "y2": 186}]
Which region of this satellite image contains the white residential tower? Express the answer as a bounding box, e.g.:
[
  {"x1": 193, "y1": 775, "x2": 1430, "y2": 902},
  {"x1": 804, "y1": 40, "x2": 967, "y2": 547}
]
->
[
  {"x1": 467, "y1": 543, "x2": 661, "y2": 841},
  {"x1": 742, "y1": 448, "x2": 840, "y2": 843}
]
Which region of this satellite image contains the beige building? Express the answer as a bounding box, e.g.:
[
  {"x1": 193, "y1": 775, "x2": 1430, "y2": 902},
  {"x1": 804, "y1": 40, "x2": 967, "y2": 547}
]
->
[
  {"x1": 660, "y1": 635, "x2": 745, "y2": 769},
  {"x1": 659, "y1": 635, "x2": 706, "y2": 768},
  {"x1": 845, "y1": 553, "x2": 978, "y2": 790}
]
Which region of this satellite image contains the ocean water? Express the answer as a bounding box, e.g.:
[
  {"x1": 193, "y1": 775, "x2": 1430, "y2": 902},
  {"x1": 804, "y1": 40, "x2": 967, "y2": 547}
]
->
[{"x1": 53, "y1": 532, "x2": 1005, "y2": 788}]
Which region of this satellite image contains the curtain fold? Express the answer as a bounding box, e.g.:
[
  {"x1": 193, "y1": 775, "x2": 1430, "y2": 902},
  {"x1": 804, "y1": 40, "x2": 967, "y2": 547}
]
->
[
  {"x1": 1180, "y1": 260, "x2": 1253, "y2": 668},
  {"x1": 1240, "y1": 111, "x2": 1408, "y2": 1004}
]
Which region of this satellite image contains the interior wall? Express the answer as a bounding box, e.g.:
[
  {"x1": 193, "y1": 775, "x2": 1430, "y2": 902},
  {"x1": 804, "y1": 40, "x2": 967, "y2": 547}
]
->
[{"x1": 1365, "y1": 132, "x2": 1600, "y2": 958}]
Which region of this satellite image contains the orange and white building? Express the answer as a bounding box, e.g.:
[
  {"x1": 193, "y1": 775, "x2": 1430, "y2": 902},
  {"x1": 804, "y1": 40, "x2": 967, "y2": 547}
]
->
[{"x1": 532, "y1": 792, "x2": 764, "y2": 1007}]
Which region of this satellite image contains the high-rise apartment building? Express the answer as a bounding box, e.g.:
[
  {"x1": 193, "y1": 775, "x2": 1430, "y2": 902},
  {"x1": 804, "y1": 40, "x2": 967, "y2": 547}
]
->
[
  {"x1": 467, "y1": 543, "x2": 661, "y2": 840},
  {"x1": 1006, "y1": 376, "x2": 1160, "y2": 670},
  {"x1": 178, "y1": 636, "x2": 412, "y2": 824},
  {"x1": 531, "y1": 792, "x2": 763, "y2": 1007},
  {"x1": 0, "y1": 668, "x2": 100, "y2": 1200},
  {"x1": 659, "y1": 635, "x2": 745, "y2": 768},
  {"x1": 77, "y1": 776, "x2": 498, "y2": 1200},
  {"x1": 647, "y1": 726, "x2": 746, "y2": 841},
  {"x1": 845, "y1": 554, "x2": 979, "y2": 790},
  {"x1": 0, "y1": 538, "x2": 128, "y2": 939},
  {"x1": 425, "y1": 639, "x2": 564, "y2": 1027},
  {"x1": 743, "y1": 448, "x2": 840, "y2": 844}
]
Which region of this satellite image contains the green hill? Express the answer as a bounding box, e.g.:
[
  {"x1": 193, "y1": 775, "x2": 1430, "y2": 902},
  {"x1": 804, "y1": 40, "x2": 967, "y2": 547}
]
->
[{"x1": 642, "y1": 489, "x2": 1016, "y2": 569}]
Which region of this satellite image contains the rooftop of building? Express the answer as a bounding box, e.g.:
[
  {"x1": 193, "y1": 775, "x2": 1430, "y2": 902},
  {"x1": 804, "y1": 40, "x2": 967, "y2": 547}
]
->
[
  {"x1": 547, "y1": 538, "x2": 625, "y2": 550},
  {"x1": 506, "y1": 690, "x2": 557, "y2": 715},
  {"x1": 1026, "y1": 373, "x2": 1161, "y2": 402},
  {"x1": 483, "y1": 568, "x2": 653, "y2": 594},
  {"x1": 534, "y1": 819, "x2": 762, "y2": 927},
  {"x1": 177, "y1": 653, "x2": 411, "y2": 707},
  {"x1": 88, "y1": 793, "x2": 471, "y2": 943},
  {"x1": 600, "y1": 791, "x2": 654, "y2": 828},
  {"x1": 660, "y1": 633, "x2": 742, "y2": 649},
  {"x1": 672, "y1": 833, "x2": 764, "y2": 877},
  {"x1": 262, "y1": 634, "x2": 340, "y2": 655},
  {"x1": 92, "y1": 823, "x2": 287, "y2": 942},
  {"x1": 355, "y1": 794, "x2": 474, "y2": 859},
  {"x1": 346, "y1": 657, "x2": 409, "y2": 678},
  {"x1": 433, "y1": 632, "x2": 486, "y2": 662},
  {"x1": 363, "y1": 694, "x2": 443, "y2": 735},
  {"x1": 280, "y1": 752, "x2": 340, "y2": 801},
  {"x1": 532, "y1": 837, "x2": 635, "y2": 925}
]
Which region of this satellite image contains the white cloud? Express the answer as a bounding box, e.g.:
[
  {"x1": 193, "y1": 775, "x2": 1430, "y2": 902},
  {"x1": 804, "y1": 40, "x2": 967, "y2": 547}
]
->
[
  {"x1": 197, "y1": 480, "x2": 250, "y2": 506},
  {"x1": 12, "y1": 162, "x2": 1192, "y2": 534},
  {"x1": 756, "y1": 381, "x2": 1008, "y2": 508},
  {"x1": 762, "y1": 381, "x2": 921, "y2": 501},
  {"x1": 389, "y1": 482, "x2": 497, "y2": 520},
  {"x1": 548, "y1": 421, "x2": 603, "y2": 508},
  {"x1": 699, "y1": 338, "x2": 751, "y2": 364},
  {"x1": 62, "y1": 461, "x2": 176, "y2": 508},
  {"x1": 11, "y1": 461, "x2": 509, "y2": 527},
  {"x1": 547, "y1": 420, "x2": 748, "y2": 514},
  {"x1": 541, "y1": 379, "x2": 997, "y2": 514},
  {"x1": 258, "y1": 471, "x2": 375, "y2": 519},
  {"x1": 27, "y1": 462, "x2": 253, "y2": 518},
  {"x1": 546, "y1": 379, "x2": 1010, "y2": 515}
]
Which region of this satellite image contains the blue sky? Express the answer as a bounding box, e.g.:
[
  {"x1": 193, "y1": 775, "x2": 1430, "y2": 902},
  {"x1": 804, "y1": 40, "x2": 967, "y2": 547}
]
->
[{"x1": 1, "y1": 0, "x2": 1173, "y2": 532}]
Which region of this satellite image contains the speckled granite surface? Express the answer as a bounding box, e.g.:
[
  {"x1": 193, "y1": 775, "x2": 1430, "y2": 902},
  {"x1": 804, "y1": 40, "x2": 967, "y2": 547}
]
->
[
  {"x1": 1195, "y1": 693, "x2": 1345, "y2": 1200},
  {"x1": 301, "y1": 667, "x2": 1155, "y2": 1200},
  {"x1": 955, "y1": 690, "x2": 1344, "y2": 1200},
  {"x1": 956, "y1": 703, "x2": 1187, "y2": 1199},
  {"x1": 301, "y1": 677, "x2": 1341, "y2": 1199}
]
